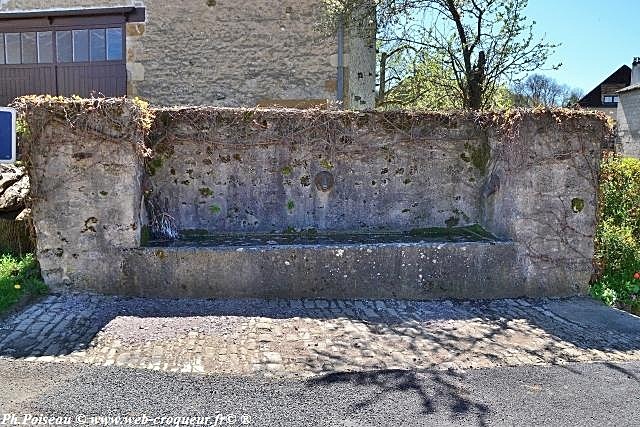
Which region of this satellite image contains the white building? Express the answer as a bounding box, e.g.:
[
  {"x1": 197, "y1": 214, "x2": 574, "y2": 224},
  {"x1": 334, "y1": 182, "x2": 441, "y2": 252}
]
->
[{"x1": 617, "y1": 58, "x2": 640, "y2": 156}]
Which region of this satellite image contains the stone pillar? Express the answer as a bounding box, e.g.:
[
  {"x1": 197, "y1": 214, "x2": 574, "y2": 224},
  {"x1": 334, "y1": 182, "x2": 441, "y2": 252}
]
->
[
  {"x1": 25, "y1": 100, "x2": 145, "y2": 292},
  {"x1": 482, "y1": 114, "x2": 604, "y2": 296}
]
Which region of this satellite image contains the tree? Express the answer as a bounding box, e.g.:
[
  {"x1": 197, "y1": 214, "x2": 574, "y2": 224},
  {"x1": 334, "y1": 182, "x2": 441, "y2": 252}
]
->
[
  {"x1": 512, "y1": 74, "x2": 584, "y2": 107},
  {"x1": 380, "y1": 50, "x2": 515, "y2": 110},
  {"x1": 562, "y1": 88, "x2": 584, "y2": 107},
  {"x1": 383, "y1": 53, "x2": 462, "y2": 109},
  {"x1": 323, "y1": 0, "x2": 559, "y2": 110}
]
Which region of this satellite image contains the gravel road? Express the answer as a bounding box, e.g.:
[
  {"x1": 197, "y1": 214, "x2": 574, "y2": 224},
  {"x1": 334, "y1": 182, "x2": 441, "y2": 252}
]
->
[{"x1": 2, "y1": 358, "x2": 640, "y2": 426}]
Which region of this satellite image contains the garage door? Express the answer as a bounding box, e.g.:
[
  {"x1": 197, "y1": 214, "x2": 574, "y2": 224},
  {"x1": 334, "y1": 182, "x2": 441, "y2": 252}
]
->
[{"x1": 0, "y1": 8, "x2": 143, "y2": 106}]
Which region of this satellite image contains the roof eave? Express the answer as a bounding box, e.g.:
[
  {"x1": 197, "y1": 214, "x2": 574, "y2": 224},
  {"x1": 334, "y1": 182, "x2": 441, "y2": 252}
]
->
[
  {"x1": 0, "y1": 7, "x2": 144, "y2": 22},
  {"x1": 618, "y1": 84, "x2": 640, "y2": 94}
]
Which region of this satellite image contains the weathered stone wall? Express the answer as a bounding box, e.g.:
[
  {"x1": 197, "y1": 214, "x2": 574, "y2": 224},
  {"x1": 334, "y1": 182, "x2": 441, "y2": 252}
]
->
[
  {"x1": 20, "y1": 99, "x2": 146, "y2": 292},
  {"x1": 482, "y1": 115, "x2": 602, "y2": 296},
  {"x1": 145, "y1": 109, "x2": 603, "y2": 297},
  {"x1": 148, "y1": 110, "x2": 486, "y2": 234},
  {"x1": 20, "y1": 98, "x2": 606, "y2": 299},
  {"x1": 2, "y1": 0, "x2": 376, "y2": 109},
  {"x1": 137, "y1": 0, "x2": 339, "y2": 106}
]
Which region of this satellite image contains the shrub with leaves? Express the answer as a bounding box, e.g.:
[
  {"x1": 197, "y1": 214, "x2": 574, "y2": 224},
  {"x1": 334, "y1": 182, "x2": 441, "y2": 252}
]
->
[{"x1": 592, "y1": 154, "x2": 640, "y2": 312}]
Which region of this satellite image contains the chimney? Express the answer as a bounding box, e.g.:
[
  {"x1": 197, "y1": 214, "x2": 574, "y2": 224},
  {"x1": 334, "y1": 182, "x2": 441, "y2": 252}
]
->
[{"x1": 632, "y1": 57, "x2": 640, "y2": 85}]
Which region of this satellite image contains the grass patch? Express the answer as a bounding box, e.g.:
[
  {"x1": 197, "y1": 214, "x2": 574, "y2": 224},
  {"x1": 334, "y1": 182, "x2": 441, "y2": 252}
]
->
[{"x1": 0, "y1": 253, "x2": 48, "y2": 314}]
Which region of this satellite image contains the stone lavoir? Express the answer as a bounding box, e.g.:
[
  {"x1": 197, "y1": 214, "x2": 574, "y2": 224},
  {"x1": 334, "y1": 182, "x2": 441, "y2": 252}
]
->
[{"x1": 18, "y1": 97, "x2": 606, "y2": 299}]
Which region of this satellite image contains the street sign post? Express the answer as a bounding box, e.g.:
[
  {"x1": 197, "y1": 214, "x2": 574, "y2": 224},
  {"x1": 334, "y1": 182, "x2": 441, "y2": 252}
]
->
[{"x1": 0, "y1": 107, "x2": 17, "y2": 164}]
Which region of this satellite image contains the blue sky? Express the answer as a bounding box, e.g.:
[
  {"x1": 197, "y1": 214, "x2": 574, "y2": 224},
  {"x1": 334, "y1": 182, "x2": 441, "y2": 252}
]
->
[{"x1": 525, "y1": 0, "x2": 639, "y2": 93}]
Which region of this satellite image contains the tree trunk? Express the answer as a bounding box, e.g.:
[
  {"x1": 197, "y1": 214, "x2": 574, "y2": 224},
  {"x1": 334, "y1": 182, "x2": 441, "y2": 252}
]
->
[
  {"x1": 378, "y1": 51, "x2": 388, "y2": 107},
  {"x1": 468, "y1": 81, "x2": 483, "y2": 110},
  {"x1": 467, "y1": 51, "x2": 486, "y2": 110}
]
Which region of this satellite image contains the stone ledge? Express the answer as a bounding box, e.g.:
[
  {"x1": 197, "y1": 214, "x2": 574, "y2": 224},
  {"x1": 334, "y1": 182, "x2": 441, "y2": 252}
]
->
[{"x1": 119, "y1": 241, "x2": 523, "y2": 300}]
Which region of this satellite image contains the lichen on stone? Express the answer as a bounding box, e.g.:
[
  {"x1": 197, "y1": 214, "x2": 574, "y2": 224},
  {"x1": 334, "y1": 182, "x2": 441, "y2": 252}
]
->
[
  {"x1": 320, "y1": 159, "x2": 334, "y2": 170},
  {"x1": 199, "y1": 187, "x2": 214, "y2": 197}
]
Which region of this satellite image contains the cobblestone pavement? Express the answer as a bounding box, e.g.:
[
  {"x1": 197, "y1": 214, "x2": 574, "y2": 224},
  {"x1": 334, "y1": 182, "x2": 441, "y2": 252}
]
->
[{"x1": 1, "y1": 293, "x2": 640, "y2": 378}]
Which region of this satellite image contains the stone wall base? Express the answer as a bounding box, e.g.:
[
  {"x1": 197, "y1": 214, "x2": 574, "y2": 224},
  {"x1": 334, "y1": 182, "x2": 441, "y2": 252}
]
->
[{"x1": 112, "y1": 241, "x2": 524, "y2": 300}]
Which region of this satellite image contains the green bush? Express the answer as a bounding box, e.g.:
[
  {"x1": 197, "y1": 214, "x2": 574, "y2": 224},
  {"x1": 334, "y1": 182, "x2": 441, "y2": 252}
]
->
[
  {"x1": 592, "y1": 154, "x2": 640, "y2": 311},
  {"x1": 0, "y1": 253, "x2": 47, "y2": 314}
]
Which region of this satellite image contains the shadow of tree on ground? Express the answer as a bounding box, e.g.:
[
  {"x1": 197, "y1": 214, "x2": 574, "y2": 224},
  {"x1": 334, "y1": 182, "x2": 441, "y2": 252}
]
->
[
  {"x1": 308, "y1": 368, "x2": 490, "y2": 425},
  {"x1": 0, "y1": 294, "x2": 638, "y2": 379}
]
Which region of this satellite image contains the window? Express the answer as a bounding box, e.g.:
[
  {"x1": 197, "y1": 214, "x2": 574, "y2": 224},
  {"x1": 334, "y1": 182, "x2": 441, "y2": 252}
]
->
[
  {"x1": 37, "y1": 31, "x2": 53, "y2": 63},
  {"x1": 106, "y1": 27, "x2": 123, "y2": 61},
  {"x1": 613, "y1": 96, "x2": 620, "y2": 103},
  {"x1": 90, "y1": 29, "x2": 106, "y2": 61},
  {"x1": 21, "y1": 32, "x2": 37, "y2": 64},
  {"x1": 72, "y1": 29, "x2": 89, "y2": 62},
  {"x1": 56, "y1": 31, "x2": 72, "y2": 63},
  {"x1": 1, "y1": 27, "x2": 123, "y2": 65},
  {"x1": 4, "y1": 33, "x2": 20, "y2": 64},
  {"x1": 603, "y1": 95, "x2": 619, "y2": 104}
]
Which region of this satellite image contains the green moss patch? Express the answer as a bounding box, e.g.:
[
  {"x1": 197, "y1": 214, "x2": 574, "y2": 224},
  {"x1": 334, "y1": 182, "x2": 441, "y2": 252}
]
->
[
  {"x1": 409, "y1": 224, "x2": 496, "y2": 240},
  {"x1": 282, "y1": 165, "x2": 294, "y2": 176},
  {"x1": 464, "y1": 138, "x2": 491, "y2": 175},
  {"x1": 140, "y1": 225, "x2": 151, "y2": 246},
  {"x1": 571, "y1": 197, "x2": 585, "y2": 213}
]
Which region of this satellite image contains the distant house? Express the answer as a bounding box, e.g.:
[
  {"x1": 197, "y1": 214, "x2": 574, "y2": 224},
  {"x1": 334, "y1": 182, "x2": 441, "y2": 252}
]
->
[
  {"x1": 578, "y1": 65, "x2": 631, "y2": 118},
  {"x1": 0, "y1": 1, "x2": 376, "y2": 109},
  {"x1": 617, "y1": 58, "x2": 640, "y2": 157}
]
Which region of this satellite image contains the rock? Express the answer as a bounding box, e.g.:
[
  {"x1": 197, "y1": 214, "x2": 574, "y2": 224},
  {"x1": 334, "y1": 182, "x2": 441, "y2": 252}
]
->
[
  {"x1": 15, "y1": 208, "x2": 31, "y2": 222},
  {"x1": 0, "y1": 175, "x2": 29, "y2": 212},
  {"x1": 0, "y1": 169, "x2": 34, "y2": 252},
  {"x1": 0, "y1": 164, "x2": 25, "y2": 191},
  {"x1": 0, "y1": 172, "x2": 22, "y2": 191}
]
